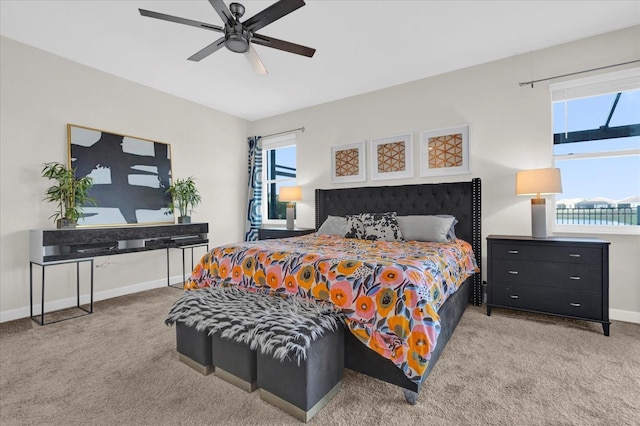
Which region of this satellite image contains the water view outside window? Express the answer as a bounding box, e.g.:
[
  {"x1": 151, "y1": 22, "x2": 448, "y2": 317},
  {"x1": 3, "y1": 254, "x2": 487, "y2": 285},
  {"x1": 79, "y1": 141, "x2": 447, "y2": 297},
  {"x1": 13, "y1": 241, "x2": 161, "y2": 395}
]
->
[{"x1": 553, "y1": 89, "x2": 640, "y2": 228}]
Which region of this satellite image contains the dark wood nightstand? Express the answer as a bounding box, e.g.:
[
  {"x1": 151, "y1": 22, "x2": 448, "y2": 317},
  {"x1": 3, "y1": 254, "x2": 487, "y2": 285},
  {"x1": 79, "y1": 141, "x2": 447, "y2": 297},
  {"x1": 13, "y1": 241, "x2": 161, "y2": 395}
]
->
[
  {"x1": 486, "y1": 235, "x2": 610, "y2": 336},
  {"x1": 258, "y1": 227, "x2": 315, "y2": 240}
]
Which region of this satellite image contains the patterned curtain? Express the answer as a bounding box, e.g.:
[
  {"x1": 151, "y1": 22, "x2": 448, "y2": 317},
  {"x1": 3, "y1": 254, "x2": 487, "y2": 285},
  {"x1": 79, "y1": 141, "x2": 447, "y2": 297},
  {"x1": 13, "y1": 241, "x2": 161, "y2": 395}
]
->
[{"x1": 244, "y1": 136, "x2": 262, "y2": 241}]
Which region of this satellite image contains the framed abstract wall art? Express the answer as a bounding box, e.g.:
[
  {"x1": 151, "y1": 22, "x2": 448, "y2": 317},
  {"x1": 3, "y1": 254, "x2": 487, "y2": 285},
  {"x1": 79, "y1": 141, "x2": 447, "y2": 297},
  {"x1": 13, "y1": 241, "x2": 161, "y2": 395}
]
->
[
  {"x1": 331, "y1": 140, "x2": 366, "y2": 183},
  {"x1": 369, "y1": 133, "x2": 413, "y2": 181},
  {"x1": 419, "y1": 125, "x2": 470, "y2": 177},
  {"x1": 67, "y1": 124, "x2": 174, "y2": 226}
]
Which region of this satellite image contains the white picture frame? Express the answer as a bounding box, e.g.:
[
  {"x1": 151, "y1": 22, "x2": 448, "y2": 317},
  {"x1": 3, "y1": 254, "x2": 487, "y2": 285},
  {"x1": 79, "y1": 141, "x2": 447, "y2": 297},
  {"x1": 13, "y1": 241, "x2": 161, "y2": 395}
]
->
[
  {"x1": 419, "y1": 125, "x2": 470, "y2": 177},
  {"x1": 369, "y1": 133, "x2": 413, "y2": 181},
  {"x1": 331, "y1": 140, "x2": 366, "y2": 183}
]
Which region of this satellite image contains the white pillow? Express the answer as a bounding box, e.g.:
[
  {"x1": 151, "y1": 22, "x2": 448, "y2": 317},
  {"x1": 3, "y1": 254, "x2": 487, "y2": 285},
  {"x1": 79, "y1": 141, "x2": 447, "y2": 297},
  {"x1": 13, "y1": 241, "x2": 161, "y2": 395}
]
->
[
  {"x1": 317, "y1": 215, "x2": 347, "y2": 235},
  {"x1": 397, "y1": 215, "x2": 456, "y2": 243}
]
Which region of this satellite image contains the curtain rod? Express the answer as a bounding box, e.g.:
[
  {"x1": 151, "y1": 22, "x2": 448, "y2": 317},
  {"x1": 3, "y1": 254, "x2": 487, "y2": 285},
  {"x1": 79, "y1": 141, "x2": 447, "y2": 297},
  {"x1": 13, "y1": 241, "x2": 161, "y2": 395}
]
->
[
  {"x1": 261, "y1": 127, "x2": 305, "y2": 139},
  {"x1": 519, "y1": 59, "x2": 640, "y2": 88}
]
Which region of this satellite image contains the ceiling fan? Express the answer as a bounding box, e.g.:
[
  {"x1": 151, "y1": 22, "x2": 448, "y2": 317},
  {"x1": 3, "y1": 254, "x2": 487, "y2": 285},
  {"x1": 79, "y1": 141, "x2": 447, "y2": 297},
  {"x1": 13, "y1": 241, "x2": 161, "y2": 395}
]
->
[{"x1": 139, "y1": 0, "x2": 316, "y2": 75}]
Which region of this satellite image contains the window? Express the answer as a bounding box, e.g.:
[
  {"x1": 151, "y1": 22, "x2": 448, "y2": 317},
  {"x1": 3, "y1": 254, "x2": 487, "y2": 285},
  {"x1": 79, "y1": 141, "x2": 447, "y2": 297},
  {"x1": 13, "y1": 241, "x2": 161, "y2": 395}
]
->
[
  {"x1": 550, "y1": 68, "x2": 640, "y2": 234},
  {"x1": 261, "y1": 134, "x2": 297, "y2": 222}
]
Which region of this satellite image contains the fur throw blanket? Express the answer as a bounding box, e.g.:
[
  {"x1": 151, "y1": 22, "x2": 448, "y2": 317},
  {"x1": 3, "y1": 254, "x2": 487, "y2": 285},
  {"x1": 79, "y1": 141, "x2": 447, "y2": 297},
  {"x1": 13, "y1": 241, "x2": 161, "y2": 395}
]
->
[{"x1": 166, "y1": 287, "x2": 344, "y2": 364}]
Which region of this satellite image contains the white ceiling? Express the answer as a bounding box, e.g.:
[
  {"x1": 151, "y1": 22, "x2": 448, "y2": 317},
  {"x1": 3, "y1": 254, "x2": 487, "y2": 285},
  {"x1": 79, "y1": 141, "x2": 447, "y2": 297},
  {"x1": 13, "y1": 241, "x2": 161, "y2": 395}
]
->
[{"x1": 1, "y1": 1, "x2": 639, "y2": 121}]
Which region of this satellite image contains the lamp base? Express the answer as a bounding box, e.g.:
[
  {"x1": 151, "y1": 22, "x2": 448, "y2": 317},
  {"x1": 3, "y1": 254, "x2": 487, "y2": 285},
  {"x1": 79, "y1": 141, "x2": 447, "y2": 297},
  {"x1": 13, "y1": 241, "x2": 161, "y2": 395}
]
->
[
  {"x1": 286, "y1": 204, "x2": 295, "y2": 230},
  {"x1": 531, "y1": 198, "x2": 547, "y2": 239}
]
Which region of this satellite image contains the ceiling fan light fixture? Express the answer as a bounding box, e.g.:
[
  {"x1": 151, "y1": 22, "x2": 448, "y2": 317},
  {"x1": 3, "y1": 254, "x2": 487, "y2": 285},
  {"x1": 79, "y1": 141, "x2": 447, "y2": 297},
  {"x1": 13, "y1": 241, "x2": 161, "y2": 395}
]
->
[
  {"x1": 140, "y1": 0, "x2": 315, "y2": 72},
  {"x1": 225, "y1": 32, "x2": 249, "y2": 53}
]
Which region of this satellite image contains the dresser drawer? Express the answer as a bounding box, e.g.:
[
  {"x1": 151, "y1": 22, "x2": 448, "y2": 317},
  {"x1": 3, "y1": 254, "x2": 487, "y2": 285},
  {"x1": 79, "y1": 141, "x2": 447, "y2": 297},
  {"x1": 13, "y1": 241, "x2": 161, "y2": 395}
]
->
[
  {"x1": 491, "y1": 284, "x2": 603, "y2": 320},
  {"x1": 491, "y1": 260, "x2": 602, "y2": 292},
  {"x1": 259, "y1": 229, "x2": 286, "y2": 240},
  {"x1": 258, "y1": 228, "x2": 314, "y2": 240},
  {"x1": 491, "y1": 243, "x2": 602, "y2": 265}
]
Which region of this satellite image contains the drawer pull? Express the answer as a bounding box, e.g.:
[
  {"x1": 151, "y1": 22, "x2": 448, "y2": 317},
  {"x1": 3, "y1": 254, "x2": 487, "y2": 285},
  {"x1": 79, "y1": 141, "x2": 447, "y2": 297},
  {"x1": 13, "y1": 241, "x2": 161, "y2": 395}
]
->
[
  {"x1": 569, "y1": 302, "x2": 581, "y2": 307},
  {"x1": 509, "y1": 295, "x2": 519, "y2": 299},
  {"x1": 508, "y1": 271, "x2": 519, "y2": 275},
  {"x1": 569, "y1": 276, "x2": 581, "y2": 280},
  {"x1": 569, "y1": 254, "x2": 581, "y2": 258},
  {"x1": 508, "y1": 250, "x2": 519, "y2": 254}
]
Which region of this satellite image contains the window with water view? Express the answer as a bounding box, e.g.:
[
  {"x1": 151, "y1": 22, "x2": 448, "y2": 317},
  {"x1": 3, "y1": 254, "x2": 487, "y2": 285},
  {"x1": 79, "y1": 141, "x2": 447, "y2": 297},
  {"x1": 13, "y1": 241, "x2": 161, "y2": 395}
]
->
[{"x1": 552, "y1": 76, "x2": 639, "y2": 231}]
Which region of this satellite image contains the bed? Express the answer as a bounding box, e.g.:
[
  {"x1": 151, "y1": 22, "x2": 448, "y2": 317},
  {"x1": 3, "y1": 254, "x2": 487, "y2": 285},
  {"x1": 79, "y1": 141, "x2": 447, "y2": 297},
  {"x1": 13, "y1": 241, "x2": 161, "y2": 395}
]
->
[
  {"x1": 185, "y1": 178, "x2": 481, "y2": 402},
  {"x1": 315, "y1": 179, "x2": 481, "y2": 402}
]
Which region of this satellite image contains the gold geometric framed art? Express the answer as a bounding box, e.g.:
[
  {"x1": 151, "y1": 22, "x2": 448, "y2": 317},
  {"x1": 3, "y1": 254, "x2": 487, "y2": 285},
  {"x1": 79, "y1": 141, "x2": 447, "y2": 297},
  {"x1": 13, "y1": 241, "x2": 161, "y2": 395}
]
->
[
  {"x1": 331, "y1": 140, "x2": 366, "y2": 183},
  {"x1": 370, "y1": 133, "x2": 413, "y2": 181},
  {"x1": 420, "y1": 125, "x2": 470, "y2": 177}
]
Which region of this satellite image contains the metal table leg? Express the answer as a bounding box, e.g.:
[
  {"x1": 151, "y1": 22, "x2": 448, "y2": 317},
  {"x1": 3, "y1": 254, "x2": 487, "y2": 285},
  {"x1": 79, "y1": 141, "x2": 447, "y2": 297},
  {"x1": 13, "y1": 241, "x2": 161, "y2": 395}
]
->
[{"x1": 30, "y1": 259, "x2": 94, "y2": 326}]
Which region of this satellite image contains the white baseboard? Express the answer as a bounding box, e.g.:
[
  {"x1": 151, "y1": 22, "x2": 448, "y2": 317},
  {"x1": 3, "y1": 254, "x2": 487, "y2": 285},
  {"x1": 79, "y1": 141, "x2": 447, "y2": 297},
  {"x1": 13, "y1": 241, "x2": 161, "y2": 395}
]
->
[
  {"x1": 610, "y1": 308, "x2": 640, "y2": 324},
  {"x1": 0, "y1": 274, "x2": 186, "y2": 323}
]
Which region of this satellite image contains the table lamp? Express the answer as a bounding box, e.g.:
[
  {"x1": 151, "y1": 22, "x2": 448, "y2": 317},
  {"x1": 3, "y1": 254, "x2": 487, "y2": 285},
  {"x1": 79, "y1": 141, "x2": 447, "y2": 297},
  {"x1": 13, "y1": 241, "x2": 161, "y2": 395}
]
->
[
  {"x1": 516, "y1": 168, "x2": 562, "y2": 238},
  {"x1": 279, "y1": 186, "x2": 302, "y2": 230}
]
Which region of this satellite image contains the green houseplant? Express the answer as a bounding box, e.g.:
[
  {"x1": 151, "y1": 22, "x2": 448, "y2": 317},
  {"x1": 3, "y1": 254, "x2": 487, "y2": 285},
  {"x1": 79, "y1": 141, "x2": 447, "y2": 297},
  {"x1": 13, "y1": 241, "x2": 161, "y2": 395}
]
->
[
  {"x1": 165, "y1": 177, "x2": 202, "y2": 224},
  {"x1": 41, "y1": 162, "x2": 95, "y2": 228}
]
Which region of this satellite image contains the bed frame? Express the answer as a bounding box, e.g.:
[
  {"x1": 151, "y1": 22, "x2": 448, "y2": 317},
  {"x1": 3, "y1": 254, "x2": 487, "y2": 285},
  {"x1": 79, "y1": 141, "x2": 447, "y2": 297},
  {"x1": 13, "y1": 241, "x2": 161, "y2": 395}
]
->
[{"x1": 315, "y1": 178, "x2": 481, "y2": 401}]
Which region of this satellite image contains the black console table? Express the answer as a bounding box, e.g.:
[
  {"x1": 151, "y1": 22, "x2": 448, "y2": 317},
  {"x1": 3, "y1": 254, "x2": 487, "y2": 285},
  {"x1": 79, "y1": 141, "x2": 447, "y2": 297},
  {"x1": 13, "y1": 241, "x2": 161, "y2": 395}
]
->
[{"x1": 29, "y1": 223, "x2": 209, "y2": 324}]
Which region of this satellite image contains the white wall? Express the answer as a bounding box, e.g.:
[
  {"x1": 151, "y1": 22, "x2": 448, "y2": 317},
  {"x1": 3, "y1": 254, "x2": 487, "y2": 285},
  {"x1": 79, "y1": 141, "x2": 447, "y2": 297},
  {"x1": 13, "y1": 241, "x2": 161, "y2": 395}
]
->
[
  {"x1": 0, "y1": 36, "x2": 249, "y2": 321},
  {"x1": 249, "y1": 26, "x2": 640, "y2": 323}
]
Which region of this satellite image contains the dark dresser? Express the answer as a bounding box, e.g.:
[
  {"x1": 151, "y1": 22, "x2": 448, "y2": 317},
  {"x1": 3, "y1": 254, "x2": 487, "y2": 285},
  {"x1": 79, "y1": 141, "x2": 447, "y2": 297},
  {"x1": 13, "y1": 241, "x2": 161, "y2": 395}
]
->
[
  {"x1": 486, "y1": 235, "x2": 610, "y2": 335},
  {"x1": 258, "y1": 227, "x2": 315, "y2": 240}
]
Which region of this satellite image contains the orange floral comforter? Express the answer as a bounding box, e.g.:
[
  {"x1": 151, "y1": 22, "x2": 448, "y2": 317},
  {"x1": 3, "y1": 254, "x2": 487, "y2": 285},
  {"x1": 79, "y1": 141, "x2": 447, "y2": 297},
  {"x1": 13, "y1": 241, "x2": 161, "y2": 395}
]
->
[{"x1": 186, "y1": 234, "x2": 477, "y2": 383}]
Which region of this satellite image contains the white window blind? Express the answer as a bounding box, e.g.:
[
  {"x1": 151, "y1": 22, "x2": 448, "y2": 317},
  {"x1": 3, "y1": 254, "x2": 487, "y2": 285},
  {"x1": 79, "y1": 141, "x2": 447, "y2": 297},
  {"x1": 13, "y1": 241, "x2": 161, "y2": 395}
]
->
[
  {"x1": 550, "y1": 67, "x2": 640, "y2": 101},
  {"x1": 262, "y1": 133, "x2": 296, "y2": 150}
]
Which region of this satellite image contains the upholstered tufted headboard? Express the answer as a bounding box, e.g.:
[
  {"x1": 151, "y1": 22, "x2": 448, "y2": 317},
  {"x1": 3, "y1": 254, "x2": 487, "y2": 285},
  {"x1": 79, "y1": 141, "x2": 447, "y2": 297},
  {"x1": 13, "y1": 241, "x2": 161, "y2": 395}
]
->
[{"x1": 315, "y1": 178, "x2": 482, "y2": 305}]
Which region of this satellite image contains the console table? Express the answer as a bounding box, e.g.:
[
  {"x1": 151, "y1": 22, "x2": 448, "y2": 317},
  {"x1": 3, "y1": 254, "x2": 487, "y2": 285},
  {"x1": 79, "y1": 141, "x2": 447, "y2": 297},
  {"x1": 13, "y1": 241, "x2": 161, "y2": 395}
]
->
[{"x1": 29, "y1": 223, "x2": 209, "y2": 324}]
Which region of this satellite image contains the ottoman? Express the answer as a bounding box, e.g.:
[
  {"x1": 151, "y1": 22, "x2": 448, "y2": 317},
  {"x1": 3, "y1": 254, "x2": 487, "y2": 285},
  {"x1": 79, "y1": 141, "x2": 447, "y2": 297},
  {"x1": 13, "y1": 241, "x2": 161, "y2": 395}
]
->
[
  {"x1": 175, "y1": 321, "x2": 214, "y2": 375},
  {"x1": 211, "y1": 334, "x2": 257, "y2": 392},
  {"x1": 257, "y1": 324, "x2": 344, "y2": 422}
]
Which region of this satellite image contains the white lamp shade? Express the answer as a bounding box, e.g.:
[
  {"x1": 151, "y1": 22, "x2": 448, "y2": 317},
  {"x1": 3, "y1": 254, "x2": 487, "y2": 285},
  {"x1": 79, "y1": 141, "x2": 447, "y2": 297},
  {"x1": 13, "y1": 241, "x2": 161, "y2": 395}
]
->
[
  {"x1": 279, "y1": 186, "x2": 302, "y2": 202},
  {"x1": 516, "y1": 168, "x2": 563, "y2": 196}
]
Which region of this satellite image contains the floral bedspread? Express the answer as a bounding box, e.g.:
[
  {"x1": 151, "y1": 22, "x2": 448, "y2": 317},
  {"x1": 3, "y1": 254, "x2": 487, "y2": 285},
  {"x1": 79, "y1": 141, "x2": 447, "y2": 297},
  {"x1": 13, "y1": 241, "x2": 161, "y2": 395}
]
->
[{"x1": 185, "y1": 234, "x2": 477, "y2": 383}]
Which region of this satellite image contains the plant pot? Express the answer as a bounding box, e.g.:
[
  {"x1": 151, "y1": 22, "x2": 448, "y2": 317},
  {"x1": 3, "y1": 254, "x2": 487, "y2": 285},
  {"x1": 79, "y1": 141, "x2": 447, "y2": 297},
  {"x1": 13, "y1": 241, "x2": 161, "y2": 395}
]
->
[
  {"x1": 57, "y1": 218, "x2": 77, "y2": 229},
  {"x1": 178, "y1": 216, "x2": 191, "y2": 224}
]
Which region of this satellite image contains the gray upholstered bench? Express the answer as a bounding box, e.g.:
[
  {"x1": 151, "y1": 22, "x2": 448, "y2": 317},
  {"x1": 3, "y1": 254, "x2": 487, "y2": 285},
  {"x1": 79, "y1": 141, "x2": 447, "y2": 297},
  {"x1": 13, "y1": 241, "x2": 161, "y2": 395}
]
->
[{"x1": 166, "y1": 286, "x2": 345, "y2": 420}]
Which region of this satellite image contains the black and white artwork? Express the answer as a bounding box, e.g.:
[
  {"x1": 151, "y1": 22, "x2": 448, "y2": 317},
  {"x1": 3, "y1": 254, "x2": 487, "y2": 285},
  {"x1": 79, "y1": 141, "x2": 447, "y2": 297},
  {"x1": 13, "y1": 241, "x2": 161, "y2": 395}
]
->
[{"x1": 68, "y1": 124, "x2": 173, "y2": 226}]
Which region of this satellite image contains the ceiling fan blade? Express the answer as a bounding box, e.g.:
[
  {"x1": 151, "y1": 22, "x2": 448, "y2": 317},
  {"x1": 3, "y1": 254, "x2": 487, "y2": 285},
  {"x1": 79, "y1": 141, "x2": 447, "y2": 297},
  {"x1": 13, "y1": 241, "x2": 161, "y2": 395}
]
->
[
  {"x1": 245, "y1": 45, "x2": 268, "y2": 75},
  {"x1": 139, "y1": 9, "x2": 223, "y2": 32},
  {"x1": 208, "y1": 0, "x2": 234, "y2": 26},
  {"x1": 244, "y1": 0, "x2": 305, "y2": 33},
  {"x1": 188, "y1": 37, "x2": 226, "y2": 61},
  {"x1": 252, "y1": 34, "x2": 315, "y2": 57}
]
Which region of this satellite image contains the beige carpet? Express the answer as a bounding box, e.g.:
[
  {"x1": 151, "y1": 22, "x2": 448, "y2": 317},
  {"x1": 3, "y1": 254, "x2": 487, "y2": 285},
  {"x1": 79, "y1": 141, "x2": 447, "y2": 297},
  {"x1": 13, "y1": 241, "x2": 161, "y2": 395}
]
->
[{"x1": 1, "y1": 287, "x2": 638, "y2": 426}]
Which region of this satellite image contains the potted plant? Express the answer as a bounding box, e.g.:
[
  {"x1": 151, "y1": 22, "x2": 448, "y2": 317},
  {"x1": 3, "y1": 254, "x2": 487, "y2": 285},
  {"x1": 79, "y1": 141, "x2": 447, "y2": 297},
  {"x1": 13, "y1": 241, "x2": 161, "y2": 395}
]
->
[
  {"x1": 41, "y1": 162, "x2": 95, "y2": 228},
  {"x1": 165, "y1": 176, "x2": 202, "y2": 224}
]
